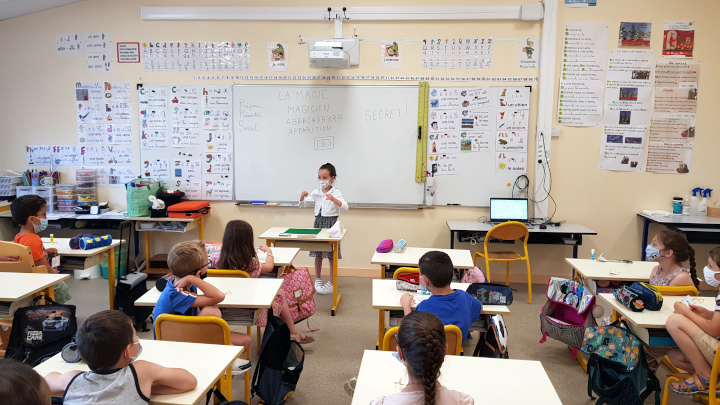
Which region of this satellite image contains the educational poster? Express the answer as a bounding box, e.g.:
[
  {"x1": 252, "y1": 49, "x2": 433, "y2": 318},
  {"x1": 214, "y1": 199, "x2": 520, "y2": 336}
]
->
[
  {"x1": 56, "y1": 33, "x2": 82, "y2": 54},
  {"x1": 76, "y1": 82, "x2": 132, "y2": 144},
  {"x1": 106, "y1": 167, "x2": 136, "y2": 186},
  {"x1": 653, "y1": 88, "x2": 697, "y2": 114},
  {"x1": 557, "y1": 22, "x2": 609, "y2": 127},
  {"x1": 26, "y1": 146, "x2": 81, "y2": 166},
  {"x1": 619, "y1": 23, "x2": 651, "y2": 47},
  {"x1": 496, "y1": 152, "x2": 527, "y2": 173},
  {"x1": 105, "y1": 146, "x2": 134, "y2": 166},
  {"x1": 565, "y1": 0, "x2": 596, "y2": 7},
  {"x1": 86, "y1": 53, "x2": 113, "y2": 74},
  {"x1": 381, "y1": 40, "x2": 401, "y2": 70},
  {"x1": 77, "y1": 124, "x2": 105, "y2": 144},
  {"x1": 138, "y1": 84, "x2": 234, "y2": 200},
  {"x1": 663, "y1": 21, "x2": 694, "y2": 58},
  {"x1": 26, "y1": 146, "x2": 53, "y2": 166},
  {"x1": 84, "y1": 32, "x2": 112, "y2": 53},
  {"x1": 518, "y1": 38, "x2": 539, "y2": 69},
  {"x1": 655, "y1": 61, "x2": 700, "y2": 88},
  {"x1": 80, "y1": 146, "x2": 106, "y2": 166},
  {"x1": 141, "y1": 41, "x2": 250, "y2": 72},
  {"x1": 599, "y1": 49, "x2": 653, "y2": 171},
  {"x1": 106, "y1": 124, "x2": 133, "y2": 144},
  {"x1": 429, "y1": 133, "x2": 460, "y2": 153},
  {"x1": 460, "y1": 131, "x2": 490, "y2": 151},
  {"x1": 421, "y1": 38, "x2": 493, "y2": 70},
  {"x1": 268, "y1": 42, "x2": 288, "y2": 71},
  {"x1": 427, "y1": 153, "x2": 459, "y2": 175}
]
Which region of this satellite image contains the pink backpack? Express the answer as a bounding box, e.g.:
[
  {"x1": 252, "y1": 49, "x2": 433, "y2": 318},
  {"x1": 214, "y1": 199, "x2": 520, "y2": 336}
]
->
[
  {"x1": 461, "y1": 266, "x2": 487, "y2": 283},
  {"x1": 255, "y1": 266, "x2": 316, "y2": 327}
]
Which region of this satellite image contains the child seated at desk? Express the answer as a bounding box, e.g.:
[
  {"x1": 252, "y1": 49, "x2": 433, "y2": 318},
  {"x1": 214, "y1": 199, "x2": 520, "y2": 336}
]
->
[
  {"x1": 400, "y1": 251, "x2": 482, "y2": 345},
  {"x1": 154, "y1": 240, "x2": 253, "y2": 373},
  {"x1": 213, "y1": 220, "x2": 315, "y2": 344},
  {"x1": 10, "y1": 195, "x2": 71, "y2": 303},
  {"x1": 370, "y1": 311, "x2": 474, "y2": 405},
  {"x1": 0, "y1": 358, "x2": 51, "y2": 405},
  {"x1": 43, "y1": 310, "x2": 196, "y2": 404}
]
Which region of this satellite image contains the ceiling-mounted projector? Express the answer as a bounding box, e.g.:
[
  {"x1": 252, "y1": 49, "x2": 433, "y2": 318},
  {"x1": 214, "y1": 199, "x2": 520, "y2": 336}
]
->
[{"x1": 308, "y1": 38, "x2": 359, "y2": 68}]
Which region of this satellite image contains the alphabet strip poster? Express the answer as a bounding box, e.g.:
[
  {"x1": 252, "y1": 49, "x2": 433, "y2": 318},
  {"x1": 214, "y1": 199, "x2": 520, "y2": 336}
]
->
[
  {"x1": 140, "y1": 41, "x2": 250, "y2": 72},
  {"x1": 137, "y1": 84, "x2": 234, "y2": 200}
]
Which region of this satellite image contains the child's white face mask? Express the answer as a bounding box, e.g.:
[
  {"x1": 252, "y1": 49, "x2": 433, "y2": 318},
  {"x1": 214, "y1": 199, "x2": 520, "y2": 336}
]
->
[{"x1": 704, "y1": 266, "x2": 720, "y2": 287}]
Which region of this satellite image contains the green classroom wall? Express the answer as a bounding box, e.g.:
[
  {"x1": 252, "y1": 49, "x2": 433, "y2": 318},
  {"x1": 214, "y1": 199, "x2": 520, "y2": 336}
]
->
[{"x1": 0, "y1": 0, "x2": 717, "y2": 281}]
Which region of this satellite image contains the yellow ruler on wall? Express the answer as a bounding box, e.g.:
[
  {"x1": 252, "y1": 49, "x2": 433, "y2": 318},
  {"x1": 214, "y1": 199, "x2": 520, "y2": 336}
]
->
[{"x1": 415, "y1": 81, "x2": 429, "y2": 182}]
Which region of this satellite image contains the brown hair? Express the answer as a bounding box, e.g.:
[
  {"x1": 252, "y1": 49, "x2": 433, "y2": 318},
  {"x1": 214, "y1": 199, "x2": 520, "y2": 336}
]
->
[
  {"x1": 657, "y1": 230, "x2": 698, "y2": 288},
  {"x1": 709, "y1": 247, "x2": 720, "y2": 268},
  {"x1": 167, "y1": 240, "x2": 207, "y2": 278},
  {"x1": 418, "y1": 251, "x2": 454, "y2": 288},
  {"x1": 10, "y1": 195, "x2": 46, "y2": 226},
  {"x1": 217, "y1": 220, "x2": 257, "y2": 272},
  {"x1": 0, "y1": 358, "x2": 50, "y2": 405},
  {"x1": 319, "y1": 162, "x2": 337, "y2": 178},
  {"x1": 76, "y1": 310, "x2": 134, "y2": 371},
  {"x1": 397, "y1": 311, "x2": 446, "y2": 405}
]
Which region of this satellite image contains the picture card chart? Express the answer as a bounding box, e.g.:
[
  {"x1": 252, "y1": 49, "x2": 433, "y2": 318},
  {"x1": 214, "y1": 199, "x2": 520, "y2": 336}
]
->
[
  {"x1": 421, "y1": 38, "x2": 493, "y2": 70},
  {"x1": 647, "y1": 61, "x2": 700, "y2": 174},
  {"x1": 557, "y1": 22, "x2": 609, "y2": 127},
  {"x1": 428, "y1": 86, "x2": 530, "y2": 205},
  {"x1": 141, "y1": 41, "x2": 250, "y2": 72},
  {"x1": 138, "y1": 84, "x2": 234, "y2": 200},
  {"x1": 599, "y1": 50, "x2": 653, "y2": 172}
]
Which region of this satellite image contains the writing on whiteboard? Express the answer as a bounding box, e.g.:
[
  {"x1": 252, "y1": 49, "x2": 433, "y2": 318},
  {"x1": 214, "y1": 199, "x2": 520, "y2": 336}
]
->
[{"x1": 365, "y1": 102, "x2": 408, "y2": 121}]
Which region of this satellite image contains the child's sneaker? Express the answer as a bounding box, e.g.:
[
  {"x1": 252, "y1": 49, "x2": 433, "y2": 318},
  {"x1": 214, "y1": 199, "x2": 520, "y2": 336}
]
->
[
  {"x1": 231, "y1": 358, "x2": 252, "y2": 375},
  {"x1": 317, "y1": 281, "x2": 333, "y2": 295},
  {"x1": 314, "y1": 278, "x2": 322, "y2": 292}
]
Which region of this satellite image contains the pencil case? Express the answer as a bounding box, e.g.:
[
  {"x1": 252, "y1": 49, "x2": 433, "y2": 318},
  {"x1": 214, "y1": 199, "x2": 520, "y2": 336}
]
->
[
  {"x1": 167, "y1": 201, "x2": 211, "y2": 219},
  {"x1": 376, "y1": 239, "x2": 393, "y2": 253},
  {"x1": 393, "y1": 239, "x2": 407, "y2": 253}
]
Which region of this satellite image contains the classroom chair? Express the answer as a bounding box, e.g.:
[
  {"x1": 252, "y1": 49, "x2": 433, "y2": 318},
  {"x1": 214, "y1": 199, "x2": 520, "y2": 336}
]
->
[
  {"x1": 392, "y1": 267, "x2": 419, "y2": 280},
  {"x1": 662, "y1": 345, "x2": 720, "y2": 405},
  {"x1": 381, "y1": 324, "x2": 463, "y2": 355},
  {"x1": 473, "y1": 221, "x2": 532, "y2": 303},
  {"x1": 0, "y1": 241, "x2": 44, "y2": 274},
  {"x1": 154, "y1": 314, "x2": 248, "y2": 402}
]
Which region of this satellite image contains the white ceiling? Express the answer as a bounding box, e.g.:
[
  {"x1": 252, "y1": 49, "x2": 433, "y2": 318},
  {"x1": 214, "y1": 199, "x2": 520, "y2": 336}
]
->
[{"x1": 0, "y1": 0, "x2": 86, "y2": 21}]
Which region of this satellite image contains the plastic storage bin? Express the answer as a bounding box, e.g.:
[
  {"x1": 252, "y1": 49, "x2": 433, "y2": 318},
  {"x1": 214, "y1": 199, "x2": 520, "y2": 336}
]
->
[
  {"x1": 101, "y1": 247, "x2": 128, "y2": 279},
  {"x1": 16, "y1": 186, "x2": 57, "y2": 212}
]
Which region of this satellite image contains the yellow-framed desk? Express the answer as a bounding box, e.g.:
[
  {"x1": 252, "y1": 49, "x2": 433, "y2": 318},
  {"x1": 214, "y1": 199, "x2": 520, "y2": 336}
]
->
[
  {"x1": 34, "y1": 339, "x2": 242, "y2": 405},
  {"x1": 565, "y1": 258, "x2": 656, "y2": 294},
  {"x1": 126, "y1": 215, "x2": 207, "y2": 275},
  {"x1": 135, "y1": 277, "x2": 283, "y2": 403},
  {"x1": 352, "y1": 350, "x2": 561, "y2": 405},
  {"x1": 42, "y1": 237, "x2": 121, "y2": 309},
  {"x1": 0, "y1": 272, "x2": 70, "y2": 312},
  {"x1": 371, "y1": 247, "x2": 475, "y2": 279},
  {"x1": 259, "y1": 226, "x2": 346, "y2": 316},
  {"x1": 371, "y1": 279, "x2": 510, "y2": 350}
]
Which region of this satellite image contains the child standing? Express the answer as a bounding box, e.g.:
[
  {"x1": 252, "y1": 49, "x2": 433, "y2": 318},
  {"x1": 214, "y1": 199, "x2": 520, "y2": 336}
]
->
[
  {"x1": 154, "y1": 240, "x2": 252, "y2": 374},
  {"x1": 646, "y1": 230, "x2": 699, "y2": 288},
  {"x1": 299, "y1": 163, "x2": 348, "y2": 295},
  {"x1": 665, "y1": 247, "x2": 720, "y2": 394},
  {"x1": 400, "y1": 251, "x2": 482, "y2": 344},
  {"x1": 43, "y1": 310, "x2": 196, "y2": 403},
  {"x1": 10, "y1": 195, "x2": 71, "y2": 304},
  {"x1": 370, "y1": 311, "x2": 474, "y2": 405},
  {"x1": 215, "y1": 220, "x2": 315, "y2": 344}
]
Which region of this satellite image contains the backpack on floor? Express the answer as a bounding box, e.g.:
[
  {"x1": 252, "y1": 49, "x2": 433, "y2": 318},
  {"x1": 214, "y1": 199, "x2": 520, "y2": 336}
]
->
[
  {"x1": 539, "y1": 277, "x2": 596, "y2": 359},
  {"x1": 4, "y1": 296, "x2": 77, "y2": 366},
  {"x1": 255, "y1": 266, "x2": 315, "y2": 327},
  {"x1": 252, "y1": 308, "x2": 305, "y2": 405},
  {"x1": 587, "y1": 348, "x2": 661, "y2": 405},
  {"x1": 473, "y1": 314, "x2": 509, "y2": 358}
]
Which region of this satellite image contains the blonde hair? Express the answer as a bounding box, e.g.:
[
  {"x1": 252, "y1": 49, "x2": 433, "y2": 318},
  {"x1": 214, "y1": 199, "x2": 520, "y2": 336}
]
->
[{"x1": 167, "y1": 240, "x2": 206, "y2": 278}]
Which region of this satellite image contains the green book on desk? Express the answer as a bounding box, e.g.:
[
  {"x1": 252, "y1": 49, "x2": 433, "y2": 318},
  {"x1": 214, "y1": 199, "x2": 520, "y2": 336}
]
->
[{"x1": 284, "y1": 228, "x2": 322, "y2": 235}]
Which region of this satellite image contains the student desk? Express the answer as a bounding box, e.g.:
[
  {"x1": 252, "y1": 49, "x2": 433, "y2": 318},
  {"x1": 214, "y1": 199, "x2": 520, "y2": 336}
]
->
[
  {"x1": 638, "y1": 212, "x2": 720, "y2": 260},
  {"x1": 371, "y1": 247, "x2": 475, "y2": 279},
  {"x1": 258, "y1": 246, "x2": 300, "y2": 268},
  {"x1": 0, "y1": 272, "x2": 70, "y2": 307},
  {"x1": 135, "y1": 276, "x2": 282, "y2": 402},
  {"x1": 352, "y1": 350, "x2": 562, "y2": 405},
  {"x1": 597, "y1": 293, "x2": 715, "y2": 346},
  {"x1": 565, "y1": 258, "x2": 656, "y2": 294},
  {"x1": 372, "y1": 279, "x2": 510, "y2": 349},
  {"x1": 446, "y1": 221, "x2": 597, "y2": 258},
  {"x1": 42, "y1": 237, "x2": 121, "y2": 309},
  {"x1": 126, "y1": 216, "x2": 207, "y2": 275},
  {"x1": 259, "y1": 226, "x2": 346, "y2": 316},
  {"x1": 34, "y1": 339, "x2": 242, "y2": 405}
]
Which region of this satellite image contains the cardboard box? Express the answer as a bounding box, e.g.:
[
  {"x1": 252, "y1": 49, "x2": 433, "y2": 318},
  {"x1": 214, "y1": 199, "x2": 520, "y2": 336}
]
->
[{"x1": 708, "y1": 207, "x2": 720, "y2": 218}]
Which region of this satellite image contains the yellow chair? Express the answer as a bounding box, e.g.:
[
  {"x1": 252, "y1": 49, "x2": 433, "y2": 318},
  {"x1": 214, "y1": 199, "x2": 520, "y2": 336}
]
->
[
  {"x1": 207, "y1": 269, "x2": 251, "y2": 278},
  {"x1": 154, "y1": 314, "x2": 247, "y2": 402},
  {"x1": 473, "y1": 221, "x2": 532, "y2": 303},
  {"x1": 392, "y1": 267, "x2": 419, "y2": 280},
  {"x1": 662, "y1": 347, "x2": 720, "y2": 405},
  {"x1": 381, "y1": 324, "x2": 463, "y2": 355}
]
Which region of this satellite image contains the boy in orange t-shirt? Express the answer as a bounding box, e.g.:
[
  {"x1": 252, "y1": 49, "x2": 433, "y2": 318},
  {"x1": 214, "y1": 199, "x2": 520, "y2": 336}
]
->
[{"x1": 10, "y1": 195, "x2": 71, "y2": 303}]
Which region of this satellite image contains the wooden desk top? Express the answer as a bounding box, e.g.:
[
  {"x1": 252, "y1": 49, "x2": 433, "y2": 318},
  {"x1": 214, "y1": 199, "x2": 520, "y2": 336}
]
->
[
  {"x1": 371, "y1": 279, "x2": 510, "y2": 315},
  {"x1": 41, "y1": 237, "x2": 121, "y2": 257},
  {"x1": 0, "y1": 273, "x2": 70, "y2": 301},
  {"x1": 258, "y1": 226, "x2": 346, "y2": 241},
  {"x1": 34, "y1": 339, "x2": 242, "y2": 405},
  {"x1": 597, "y1": 294, "x2": 715, "y2": 329},
  {"x1": 135, "y1": 277, "x2": 283, "y2": 308},
  {"x1": 351, "y1": 350, "x2": 561, "y2": 405},
  {"x1": 259, "y1": 247, "x2": 299, "y2": 267},
  {"x1": 565, "y1": 258, "x2": 656, "y2": 282},
  {"x1": 371, "y1": 247, "x2": 474, "y2": 269}
]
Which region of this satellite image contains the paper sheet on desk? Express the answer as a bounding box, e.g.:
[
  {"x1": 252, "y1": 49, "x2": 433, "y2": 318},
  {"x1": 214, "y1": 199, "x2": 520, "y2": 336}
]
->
[
  {"x1": 257, "y1": 251, "x2": 268, "y2": 263},
  {"x1": 413, "y1": 294, "x2": 430, "y2": 305},
  {"x1": 641, "y1": 209, "x2": 672, "y2": 217}
]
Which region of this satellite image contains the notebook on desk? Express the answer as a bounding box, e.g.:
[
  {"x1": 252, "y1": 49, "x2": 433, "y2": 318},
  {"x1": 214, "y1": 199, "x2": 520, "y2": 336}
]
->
[{"x1": 489, "y1": 198, "x2": 530, "y2": 226}]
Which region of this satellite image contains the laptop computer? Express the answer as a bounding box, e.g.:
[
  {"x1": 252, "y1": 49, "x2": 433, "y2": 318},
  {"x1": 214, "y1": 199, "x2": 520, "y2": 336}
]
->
[{"x1": 489, "y1": 198, "x2": 530, "y2": 225}]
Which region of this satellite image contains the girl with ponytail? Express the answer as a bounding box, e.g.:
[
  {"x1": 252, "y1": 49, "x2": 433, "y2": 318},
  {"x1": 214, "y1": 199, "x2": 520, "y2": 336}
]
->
[
  {"x1": 647, "y1": 230, "x2": 699, "y2": 289},
  {"x1": 370, "y1": 311, "x2": 474, "y2": 405}
]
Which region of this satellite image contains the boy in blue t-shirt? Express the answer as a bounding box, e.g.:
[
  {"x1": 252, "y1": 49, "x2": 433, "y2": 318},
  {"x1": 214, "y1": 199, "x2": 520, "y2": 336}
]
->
[
  {"x1": 400, "y1": 251, "x2": 482, "y2": 344},
  {"x1": 154, "y1": 240, "x2": 252, "y2": 374}
]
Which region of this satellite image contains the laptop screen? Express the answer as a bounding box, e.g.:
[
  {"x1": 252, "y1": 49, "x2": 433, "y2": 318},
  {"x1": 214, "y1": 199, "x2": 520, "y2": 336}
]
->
[{"x1": 490, "y1": 198, "x2": 529, "y2": 222}]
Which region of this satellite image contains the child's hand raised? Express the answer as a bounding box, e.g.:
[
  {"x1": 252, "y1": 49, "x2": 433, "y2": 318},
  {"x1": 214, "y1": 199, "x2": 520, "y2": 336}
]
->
[
  {"x1": 300, "y1": 191, "x2": 309, "y2": 201},
  {"x1": 174, "y1": 275, "x2": 198, "y2": 290}
]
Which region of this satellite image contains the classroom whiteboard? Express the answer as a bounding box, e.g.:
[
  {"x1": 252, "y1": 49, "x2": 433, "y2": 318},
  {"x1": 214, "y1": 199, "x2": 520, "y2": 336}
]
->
[{"x1": 233, "y1": 85, "x2": 424, "y2": 205}]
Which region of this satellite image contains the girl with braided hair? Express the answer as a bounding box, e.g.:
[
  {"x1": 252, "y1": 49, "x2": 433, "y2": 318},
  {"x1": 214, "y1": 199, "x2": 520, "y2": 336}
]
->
[{"x1": 370, "y1": 311, "x2": 474, "y2": 405}]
